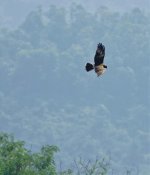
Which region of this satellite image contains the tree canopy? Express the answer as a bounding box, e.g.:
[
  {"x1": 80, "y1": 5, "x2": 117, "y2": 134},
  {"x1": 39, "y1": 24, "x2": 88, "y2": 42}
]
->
[{"x1": 0, "y1": 4, "x2": 149, "y2": 175}]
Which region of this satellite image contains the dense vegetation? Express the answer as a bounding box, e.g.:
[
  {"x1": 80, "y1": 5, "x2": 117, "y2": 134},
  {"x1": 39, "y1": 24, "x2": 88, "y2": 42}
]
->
[
  {"x1": 0, "y1": 4, "x2": 149, "y2": 175},
  {"x1": 0, "y1": 0, "x2": 149, "y2": 28},
  {"x1": 0, "y1": 133, "x2": 110, "y2": 175}
]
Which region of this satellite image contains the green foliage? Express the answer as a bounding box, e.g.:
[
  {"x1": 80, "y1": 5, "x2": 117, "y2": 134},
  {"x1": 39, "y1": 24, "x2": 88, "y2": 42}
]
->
[
  {"x1": 0, "y1": 133, "x2": 112, "y2": 175},
  {"x1": 0, "y1": 4, "x2": 149, "y2": 175},
  {"x1": 0, "y1": 133, "x2": 59, "y2": 175},
  {"x1": 0, "y1": 133, "x2": 30, "y2": 175}
]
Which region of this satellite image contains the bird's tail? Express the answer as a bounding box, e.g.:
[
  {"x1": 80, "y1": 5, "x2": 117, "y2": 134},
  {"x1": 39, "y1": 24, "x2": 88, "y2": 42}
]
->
[{"x1": 85, "y1": 63, "x2": 94, "y2": 72}]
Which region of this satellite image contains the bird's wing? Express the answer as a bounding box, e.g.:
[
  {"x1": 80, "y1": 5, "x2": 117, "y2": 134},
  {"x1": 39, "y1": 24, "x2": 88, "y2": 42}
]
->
[{"x1": 94, "y1": 45, "x2": 105, "y2": 66}]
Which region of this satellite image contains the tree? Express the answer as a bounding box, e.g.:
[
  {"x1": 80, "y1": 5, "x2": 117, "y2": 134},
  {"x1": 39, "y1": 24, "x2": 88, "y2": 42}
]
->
[
  {"x1": 0, "y1": 133, "x2": 59, "y2": 175},
  {"x1": 0, "y1": 133, "x2": 113, "y2": 175},
  {"x1": 20, "y1": 6, "x2": 44, "y2": 47}
]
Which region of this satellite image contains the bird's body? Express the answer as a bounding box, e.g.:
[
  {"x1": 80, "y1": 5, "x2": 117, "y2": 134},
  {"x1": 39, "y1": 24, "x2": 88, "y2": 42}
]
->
[
  {"x1": 85, "y1": 43, "x2": 107, "y2": 77},
  {"x1": 94, "y1": 64, "x2": 106, "y2": 76}
]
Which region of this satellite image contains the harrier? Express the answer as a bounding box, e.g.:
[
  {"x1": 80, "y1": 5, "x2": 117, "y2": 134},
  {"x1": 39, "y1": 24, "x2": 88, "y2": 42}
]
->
[{"x1": 85, "y1": 43, "x2": 107, "y2": 76}]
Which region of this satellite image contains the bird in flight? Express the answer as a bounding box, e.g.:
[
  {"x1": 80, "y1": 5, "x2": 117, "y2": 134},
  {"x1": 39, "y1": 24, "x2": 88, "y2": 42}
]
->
[{"x1": 85, "y1": 43, "x2": 107, "y2": 76}]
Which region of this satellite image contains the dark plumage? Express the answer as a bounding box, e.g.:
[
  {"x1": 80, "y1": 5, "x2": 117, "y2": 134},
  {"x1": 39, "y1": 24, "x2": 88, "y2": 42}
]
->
[
  {"x1": 85, "y1": 63, "x2": 94, "y2": 71},
  {"x1": 85, "y1": 43, "x2": 107, "y2": 76},
  {"x1": 94, "y1": 43, "x2": 105, "y2": 66}
]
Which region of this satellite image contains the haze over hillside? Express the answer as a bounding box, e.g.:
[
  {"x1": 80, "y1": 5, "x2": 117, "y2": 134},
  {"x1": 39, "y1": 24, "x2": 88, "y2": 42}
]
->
[
  {"x1": 0, "y1": 1, "x2": 150, "y2": 175},
  {"x1": 0, "y1": 0, "x2": 149, "y2": 27}
]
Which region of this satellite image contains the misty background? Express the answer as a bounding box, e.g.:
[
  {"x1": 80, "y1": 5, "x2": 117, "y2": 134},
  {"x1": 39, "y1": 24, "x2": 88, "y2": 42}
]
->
[
  {"x1": 0, "y1": 0, "x2": 150, "y2": 174},
  {"x1": 0, "y1": 0, "x2": 150, "y2": 28}
]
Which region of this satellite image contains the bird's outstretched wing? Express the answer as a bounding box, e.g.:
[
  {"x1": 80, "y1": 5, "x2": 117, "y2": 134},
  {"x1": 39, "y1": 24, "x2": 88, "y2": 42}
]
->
[{"x1": 94, "y1": 43, "x2": 105, "y2": 66}]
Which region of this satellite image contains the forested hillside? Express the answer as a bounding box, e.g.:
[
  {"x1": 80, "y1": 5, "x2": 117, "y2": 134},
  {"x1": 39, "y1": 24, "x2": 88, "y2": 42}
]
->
[
  {"x1": 0, "y1": 4, "x2": 150, "y2": 175},
  {"x1": 0, "y1": 0, "x2": 149, "y2": 27}
]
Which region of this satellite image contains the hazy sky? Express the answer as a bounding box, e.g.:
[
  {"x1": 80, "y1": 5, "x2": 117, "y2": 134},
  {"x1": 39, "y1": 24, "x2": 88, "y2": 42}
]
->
[{"x1": 0, "y1": 0, "x2": 149, "y2": 27}]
